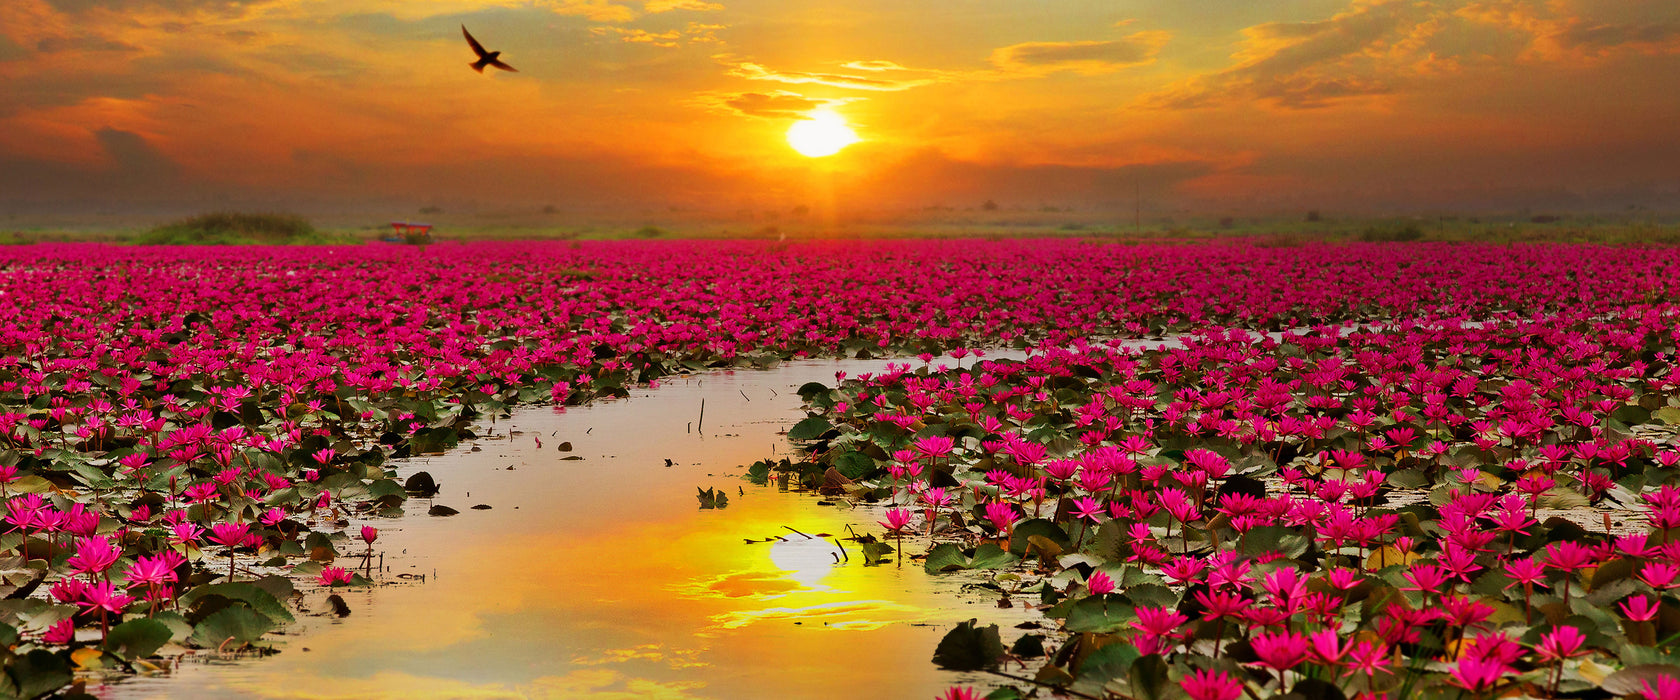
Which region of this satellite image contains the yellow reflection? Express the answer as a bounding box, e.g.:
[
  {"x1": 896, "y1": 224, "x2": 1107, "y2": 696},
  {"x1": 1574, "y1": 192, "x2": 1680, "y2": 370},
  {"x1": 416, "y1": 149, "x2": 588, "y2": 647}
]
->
[
  {"x1": 526, "y1": 670, "x2": 705, "y2": 700},
  {"x1": 570, "y1": 644, "x2": 708, "y2": 670},
  {"x1": 767, "y1": 536, "x2": 843, "y2": 586},
  {"x1": 673, "y1": 570, "x2": 802, "y2": 600},
  {"x1": 707, "y1": 600, "x2": 925, "y2": 631}
]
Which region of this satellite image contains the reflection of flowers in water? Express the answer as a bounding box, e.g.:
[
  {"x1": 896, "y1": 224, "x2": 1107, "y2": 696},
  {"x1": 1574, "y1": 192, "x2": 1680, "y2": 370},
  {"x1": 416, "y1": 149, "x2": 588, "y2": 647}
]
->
[
  {"x1": 570, "y1": 643, "x2": 708, "y2": 670},
  {"x1": 707, "y1": 600, "x2": 926, "y2": 632}
]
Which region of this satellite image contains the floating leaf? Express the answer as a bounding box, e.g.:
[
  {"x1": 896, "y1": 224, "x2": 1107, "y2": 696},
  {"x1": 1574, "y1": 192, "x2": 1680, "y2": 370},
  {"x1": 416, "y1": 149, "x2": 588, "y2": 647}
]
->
[
  {"x1": 931, "y1": 619, "x2": 1004, "y2": 671},
  {"x1": 924, "y1": 543, "x2": 969, "y2": 573},
  {"x1": 860, "y1": 541, "x2": 895, "y2": 566},
  {"x1": 1386, "y1": 469, "x2": 1429, "y2": 489},
  {"x1": 1238, "y1": 525, "x2": 1310, "y2": 559},
  {"x1": 832, "y1": 451, "x2": 875, "y2": 480},
  {"x1": 1010, "y1": 634, "x2": 1046, "y2": 659},
  {"x1": 1127, "y1": 653, "x2": 1168, "y2": 700},
  {"x1": 1065, "y1": 594, "x2": 1134, "y2": 633},
  {"x1": 1009, "y1": 518, "x2": 1070, "y2": 557},
  {"x1": 181, "y1": 582, "x2": 296, "y2": 625},
  {"x1": 1071, "y1": 639, "x2": 1140, "y2": 692},
  {"x1": 4, "y1": 649, "x2": 70, "y2": 699},
  {"x1": 190, "y1": 605, "x2": 275, "y2": 650},
  {"x1": 925, "y1": 543, "x2": 1019, "y2": 573},
  {"x1": 104, "y1": 618, "x2": 173, "y2": 661},
  {"x1": 787, "y1": 416, "x2": 833, "y2": 441},
  {"x1": 1604, "y1": 663, "x2": 1680, "y2": 697}
]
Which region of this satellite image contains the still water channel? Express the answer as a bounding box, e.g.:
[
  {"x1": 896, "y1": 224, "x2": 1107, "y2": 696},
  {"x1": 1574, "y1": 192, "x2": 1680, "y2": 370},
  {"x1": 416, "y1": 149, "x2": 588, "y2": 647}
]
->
[{"x1": 102, "y1": 357, "x2": 1041, "y2": 699}]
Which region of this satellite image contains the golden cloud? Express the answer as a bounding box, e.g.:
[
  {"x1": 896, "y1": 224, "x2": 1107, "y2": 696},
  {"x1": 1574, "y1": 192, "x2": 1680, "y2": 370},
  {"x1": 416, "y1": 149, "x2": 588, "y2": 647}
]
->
[
  {"x1": 645, "y1": 0, "x2": 723, "y2": 12},
  {"x1": 538, "y1": 0, "x2": 639, "y2": 23},
  {"x1": 721, "y1": 59, "x2": 936, "y2": 91},
  {"x1": 990, "y1": 32, "x2": 1171, "y2": 76}
]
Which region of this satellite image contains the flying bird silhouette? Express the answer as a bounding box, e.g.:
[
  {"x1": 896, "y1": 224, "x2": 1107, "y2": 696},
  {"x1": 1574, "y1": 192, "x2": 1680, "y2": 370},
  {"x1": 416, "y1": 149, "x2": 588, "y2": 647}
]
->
[{"x1": 462, "y1": 25, "x2": 516, "y2": 74}]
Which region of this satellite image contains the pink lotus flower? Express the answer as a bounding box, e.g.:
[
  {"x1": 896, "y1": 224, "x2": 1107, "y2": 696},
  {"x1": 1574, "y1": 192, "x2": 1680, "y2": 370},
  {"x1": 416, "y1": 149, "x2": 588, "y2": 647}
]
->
[
  {"x1": 1643, "y1": 674, "x2": 1680, "y2": 700},
  {"x1": 126, "y1": 554, "x2": 180, "y2": 588},
  {"x1": 1620, "y1": 594, "x2": 1660, "y2": 622},
  {"x1": 1534, "y1": 625, "x2": 1586, "y2": 662},
  {"x1": 1447, "y1": 657, "x2": 1509, "y2": 693},
  {"x1": 1181, "y1": 669, "x2": 1242, "y2": 700},
  {"x1": 879, "y1": 508, "x2": 913, "y2": 533},
  {"x1": 77, "y1": 580, "x2": 137, "y2": 615},
  {"x1": 207, "y1": 522, "x2": 253, "y2": 548},
  {"x1": 318, "y1": 566, "x2": 355, "y2": 586},
  {"x1": 42, "y1": 619, "x2": 74, "y2": 645},
  {"x1": 66, "y1": 536, "x2": 122, "y2": 576},
  {"x1": 1250, "y1": 630, "x2": 1311, "y2": 671}
]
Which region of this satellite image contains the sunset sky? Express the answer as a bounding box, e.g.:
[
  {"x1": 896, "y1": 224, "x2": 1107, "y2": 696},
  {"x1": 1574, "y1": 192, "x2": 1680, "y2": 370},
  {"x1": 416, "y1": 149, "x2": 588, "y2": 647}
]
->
[{"x1": 3, "y1": 0, "x2": 1679, "y2": 216}]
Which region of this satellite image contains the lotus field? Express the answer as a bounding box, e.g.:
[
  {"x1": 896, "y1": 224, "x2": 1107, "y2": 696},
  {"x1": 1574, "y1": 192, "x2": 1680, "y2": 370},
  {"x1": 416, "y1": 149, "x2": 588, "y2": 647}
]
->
[{"x1": 0, "y1": 239, "x2": 1677, "y2": 699}]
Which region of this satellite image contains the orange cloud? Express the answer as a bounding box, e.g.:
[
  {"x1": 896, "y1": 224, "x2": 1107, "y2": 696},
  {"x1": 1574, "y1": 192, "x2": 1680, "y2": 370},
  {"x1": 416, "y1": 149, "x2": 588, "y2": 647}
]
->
[
  {"x1": 645, "y1": 0, "x2": 723, "y2": 12},
  {"x1": 592, "y1": 22, "x2": 722, "y2": 48},
  {"x1": 721, "y1": 58, "x2": 936, "y2": 91},
  {"x1": 989, "y1": 32, "x2": 1171, "y2": 76},
  {"x1": 697, "y1": 91, "x2": 850, "y2": 119},
  {"x1": 1140, "y1": 0, "x2": 1426, "y2": 109},
  {"x1": 539, "y1": 0, "x2": 640, "y2": 23}
]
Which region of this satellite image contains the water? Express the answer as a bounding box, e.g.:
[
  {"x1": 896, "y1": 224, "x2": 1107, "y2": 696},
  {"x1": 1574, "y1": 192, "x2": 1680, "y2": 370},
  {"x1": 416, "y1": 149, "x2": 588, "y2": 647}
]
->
[{"x1": 99, "y1": 357, "x2": 1039, "y2": 699}]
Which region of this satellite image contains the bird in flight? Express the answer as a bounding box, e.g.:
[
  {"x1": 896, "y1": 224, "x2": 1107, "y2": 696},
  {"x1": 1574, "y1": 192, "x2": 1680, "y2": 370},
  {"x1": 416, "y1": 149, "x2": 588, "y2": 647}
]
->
[{"x1": 462, "y1": 25, "x2": 516, "y2": 73}]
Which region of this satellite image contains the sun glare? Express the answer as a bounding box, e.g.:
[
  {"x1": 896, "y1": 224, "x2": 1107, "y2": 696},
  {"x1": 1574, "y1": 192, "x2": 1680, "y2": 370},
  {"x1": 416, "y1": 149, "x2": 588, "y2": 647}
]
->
[{"x1": 785, "y1": 110, "x2": 859, "y2": 158}]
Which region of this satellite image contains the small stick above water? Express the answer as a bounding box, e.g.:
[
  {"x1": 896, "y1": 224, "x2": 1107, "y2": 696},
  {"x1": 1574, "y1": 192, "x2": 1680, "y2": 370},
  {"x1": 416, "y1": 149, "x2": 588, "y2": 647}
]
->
[{"x1": 698, "y1": 398, "x2": 706, "y2": 432}]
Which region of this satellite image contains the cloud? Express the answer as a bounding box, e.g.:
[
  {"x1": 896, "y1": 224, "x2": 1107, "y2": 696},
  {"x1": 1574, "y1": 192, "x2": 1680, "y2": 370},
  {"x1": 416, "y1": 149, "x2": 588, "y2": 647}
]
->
[
  {"x1": 720, "y1": 58, "x2": 936, "y2": 91},
  {"x1": 706, "y1": 91, "x2": 831, "y2": 118},
  {"x1": 1139, "y1": 0, "x2": 1424, "y2": 110},
  {"x1": 1251, "y1": 75, "x2": 1394, "y2": 108},
  {"x1": 989, "y1": 32, "x2": 1171, "y2": 76},
  {"x1": 1452, "y1": 1, "x2": 1680, "y2": 61},
  {"x1": 34, "y1": 34, "x2": 139, "y2": 53},
  {"x1": 644, "y1": 0, "x2": 722, "y2": 12},
  {"x1": 1555, "y1": 21, "x2": 1680, "y2": 53},
  {"x1": 537, "y1": 0, "x2": 639, "y2": 23},
  {"x1": 591, "y1": 21, "x2": 721, "y2": 48},
  {"x1": 838, "y1": 60, "x2": 906, "y2": 72},
  {"x1": 95, "y1": 127, "x2": 177, "y2": 180}
]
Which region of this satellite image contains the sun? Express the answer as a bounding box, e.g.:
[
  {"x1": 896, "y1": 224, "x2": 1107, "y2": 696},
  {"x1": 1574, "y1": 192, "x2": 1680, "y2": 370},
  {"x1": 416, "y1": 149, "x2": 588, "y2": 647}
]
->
[{"x1": 785, "y1": 110, "x2": 859, "y2": 158}]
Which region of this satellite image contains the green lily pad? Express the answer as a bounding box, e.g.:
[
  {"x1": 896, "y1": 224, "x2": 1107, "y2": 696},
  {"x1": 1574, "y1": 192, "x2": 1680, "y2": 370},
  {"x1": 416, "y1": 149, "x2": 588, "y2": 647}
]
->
[
  {"x1": 2, "y1": 649, "x2": 70, "y2": 699},
  {"x1": 924, "y1": 543, "x2": 1019, "y2": 573},
  {"x1": 190, "y1": 605, "x2": 275, "y2": 650},
  {"x1": 787, "y1": 416, "x2": 833, "y2": 441},
  {"x1": 180, "y1": 583, "x2": 295, "y2": 625},
  {"x1": 104, "y1": 618, "x2": 173, "y2": 661},
  {"x1": 1065, "y1": 594, "x2": 1135, "y2": 633}
]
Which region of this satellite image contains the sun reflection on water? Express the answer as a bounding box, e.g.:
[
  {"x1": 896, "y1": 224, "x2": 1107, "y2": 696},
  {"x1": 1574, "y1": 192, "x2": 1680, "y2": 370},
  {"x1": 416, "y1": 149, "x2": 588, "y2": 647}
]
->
[{"x1": 766, "y1": 536, "x2": 843, "y2": 587}]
